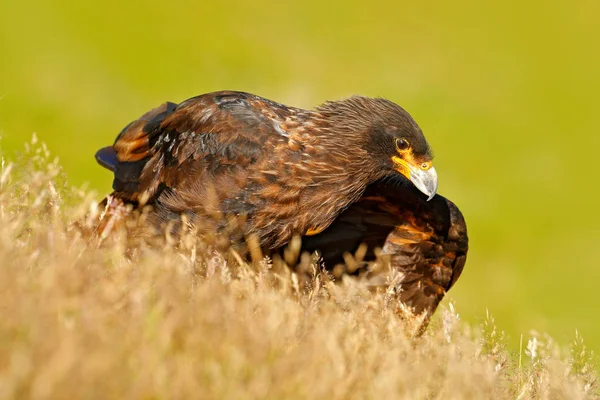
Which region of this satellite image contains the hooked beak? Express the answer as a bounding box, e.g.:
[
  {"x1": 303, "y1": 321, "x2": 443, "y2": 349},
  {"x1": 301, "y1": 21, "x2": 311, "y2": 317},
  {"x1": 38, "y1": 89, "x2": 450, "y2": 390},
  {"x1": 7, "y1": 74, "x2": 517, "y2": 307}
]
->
[
  {"x1": 392, "y1": 156, "x2": 438, "y2": 201},
  {"x1": 408, "y1": 164, "x2": 438, "y2": 201}
]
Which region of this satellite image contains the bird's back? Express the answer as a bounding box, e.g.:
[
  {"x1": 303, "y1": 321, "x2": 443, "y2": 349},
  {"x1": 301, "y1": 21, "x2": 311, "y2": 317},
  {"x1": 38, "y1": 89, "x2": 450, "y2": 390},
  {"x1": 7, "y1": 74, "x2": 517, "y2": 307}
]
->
[
  {"x1": 95, "y1": 91, "x2": 363, "y2": 247},
  {"x1": 96, "y1": 91, "x2": 291, "y2": 205}
]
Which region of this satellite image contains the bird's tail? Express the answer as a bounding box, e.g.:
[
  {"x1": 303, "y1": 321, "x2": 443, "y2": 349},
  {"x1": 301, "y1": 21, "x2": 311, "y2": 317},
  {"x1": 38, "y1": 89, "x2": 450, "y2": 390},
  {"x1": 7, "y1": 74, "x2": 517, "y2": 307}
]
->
[{"x1": 95, "y1": 101, "x2": 178, "y2": 205}]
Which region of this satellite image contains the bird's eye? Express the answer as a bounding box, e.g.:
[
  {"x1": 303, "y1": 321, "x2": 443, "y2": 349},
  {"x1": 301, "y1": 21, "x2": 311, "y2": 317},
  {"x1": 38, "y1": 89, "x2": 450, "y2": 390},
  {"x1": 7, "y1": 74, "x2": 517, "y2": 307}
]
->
[{"x1": 395, "y1": 138, "x2": 410, "y2": 151}]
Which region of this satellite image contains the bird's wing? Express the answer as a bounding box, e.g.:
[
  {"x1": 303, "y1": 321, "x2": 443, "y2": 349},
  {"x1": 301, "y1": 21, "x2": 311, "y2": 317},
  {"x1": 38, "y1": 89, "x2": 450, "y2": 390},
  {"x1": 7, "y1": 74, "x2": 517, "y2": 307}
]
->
[
  {"x1": 300, "y1": 182, "x2": 468, "y2": 317},
  {"x1": 381, "y1": 193, "x2": 468, "y2": 317},
  {"x1": 97, "y1": 91, "x2": 295, "y2": 206}
]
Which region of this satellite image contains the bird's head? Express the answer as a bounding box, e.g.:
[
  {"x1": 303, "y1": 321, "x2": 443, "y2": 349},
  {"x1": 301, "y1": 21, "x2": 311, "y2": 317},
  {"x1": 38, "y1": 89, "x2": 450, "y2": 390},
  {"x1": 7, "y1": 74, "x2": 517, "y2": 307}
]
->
[{"x1": 318, "y1": 96, "x2": 438, "y2": 200}]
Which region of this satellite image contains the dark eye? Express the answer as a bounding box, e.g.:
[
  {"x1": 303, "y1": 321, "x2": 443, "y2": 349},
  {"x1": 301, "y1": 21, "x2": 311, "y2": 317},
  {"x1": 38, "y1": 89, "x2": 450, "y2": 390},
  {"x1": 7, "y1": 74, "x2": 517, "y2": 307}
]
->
[{"x1": 395, "y1": 138, "x2": 410, "y2": 151}]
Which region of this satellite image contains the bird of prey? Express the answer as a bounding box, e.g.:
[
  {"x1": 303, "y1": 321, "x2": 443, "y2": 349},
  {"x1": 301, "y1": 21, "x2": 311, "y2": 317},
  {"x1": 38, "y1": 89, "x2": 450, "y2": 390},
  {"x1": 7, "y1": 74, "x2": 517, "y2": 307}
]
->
[
  {"x1": 95, "y1": 91, "x2": 467, "y2": 323},
  {"x1": 95, "y1": 91, "x2": 438, "y2": 249}
]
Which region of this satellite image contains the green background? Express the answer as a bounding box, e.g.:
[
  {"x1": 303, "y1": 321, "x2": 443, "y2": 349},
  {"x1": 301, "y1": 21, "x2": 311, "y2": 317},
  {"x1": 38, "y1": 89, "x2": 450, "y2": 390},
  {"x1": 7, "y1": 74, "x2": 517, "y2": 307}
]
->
[{"x1": 1, "y1": 1, "x2": 599, "y2": 352}]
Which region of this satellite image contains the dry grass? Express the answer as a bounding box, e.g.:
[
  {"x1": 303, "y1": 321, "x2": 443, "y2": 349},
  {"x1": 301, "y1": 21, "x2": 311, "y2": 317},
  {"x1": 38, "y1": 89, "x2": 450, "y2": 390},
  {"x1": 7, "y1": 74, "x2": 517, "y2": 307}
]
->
[{"x1": 0, "y1": 138, "x2": 598, "y2": 399}]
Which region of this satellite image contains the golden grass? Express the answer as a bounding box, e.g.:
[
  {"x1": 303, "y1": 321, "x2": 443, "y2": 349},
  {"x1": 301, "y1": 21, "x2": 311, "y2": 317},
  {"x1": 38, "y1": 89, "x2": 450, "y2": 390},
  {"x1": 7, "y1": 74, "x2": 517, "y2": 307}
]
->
[{"x1": 0, "y1": 138, "x2": 597, "y2": 399}]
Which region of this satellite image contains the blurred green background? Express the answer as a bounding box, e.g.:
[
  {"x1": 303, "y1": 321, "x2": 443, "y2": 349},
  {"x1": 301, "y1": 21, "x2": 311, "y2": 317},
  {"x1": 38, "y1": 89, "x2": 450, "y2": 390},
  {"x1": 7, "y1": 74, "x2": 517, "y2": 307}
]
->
[{"x1": 1, "y1": 1, "x2": 599, "y2": 352}]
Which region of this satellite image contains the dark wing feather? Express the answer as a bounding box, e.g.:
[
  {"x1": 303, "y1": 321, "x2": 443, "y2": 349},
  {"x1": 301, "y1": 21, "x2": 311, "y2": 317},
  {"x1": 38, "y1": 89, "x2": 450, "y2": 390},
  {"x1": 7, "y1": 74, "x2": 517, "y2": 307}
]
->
[
  {"x1": 301, "y1": 181, "x2": 468, "y2": 319},
  {"x1": 99, "y1": 101, "x2": 178, "y2": 201},
  {"x1": 101, "y1": 91, "x2": 294, "y2": 207}
]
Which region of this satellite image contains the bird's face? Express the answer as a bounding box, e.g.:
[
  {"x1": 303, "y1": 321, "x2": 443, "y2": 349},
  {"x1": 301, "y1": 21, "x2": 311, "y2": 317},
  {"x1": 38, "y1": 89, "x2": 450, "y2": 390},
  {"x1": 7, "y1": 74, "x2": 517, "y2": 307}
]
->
[
  {"x1": 389, "y1": 135, "x2": 438, "y2": 201},
  {"x1": 317, "y1": 96, "x2": 438, "y2": 200},
  {"x1": 361, "y1": 101, "x2": 438, "y2": 200}
]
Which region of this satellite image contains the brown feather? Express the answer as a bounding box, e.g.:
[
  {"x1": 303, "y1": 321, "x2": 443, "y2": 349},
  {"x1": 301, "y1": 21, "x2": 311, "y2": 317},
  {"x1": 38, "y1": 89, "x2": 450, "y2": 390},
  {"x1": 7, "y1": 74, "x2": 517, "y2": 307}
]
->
[{"x1": 298, "y1": 180, "x2": 468, "y2": 327}]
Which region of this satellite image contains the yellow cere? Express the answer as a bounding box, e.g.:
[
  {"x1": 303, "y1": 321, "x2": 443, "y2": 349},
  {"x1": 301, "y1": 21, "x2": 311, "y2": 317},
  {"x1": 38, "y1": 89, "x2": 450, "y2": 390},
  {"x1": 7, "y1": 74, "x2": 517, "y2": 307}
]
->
[{"x1": 392, "y1": 156, "x2": 411, "y2": 179}]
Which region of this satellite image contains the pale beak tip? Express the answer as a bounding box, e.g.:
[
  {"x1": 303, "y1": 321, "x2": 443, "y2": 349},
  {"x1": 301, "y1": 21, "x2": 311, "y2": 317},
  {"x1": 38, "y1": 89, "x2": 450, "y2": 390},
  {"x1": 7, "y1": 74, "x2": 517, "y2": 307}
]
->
[{"x1": 409, "y1": 165, "x2": 438, "y2": 201}]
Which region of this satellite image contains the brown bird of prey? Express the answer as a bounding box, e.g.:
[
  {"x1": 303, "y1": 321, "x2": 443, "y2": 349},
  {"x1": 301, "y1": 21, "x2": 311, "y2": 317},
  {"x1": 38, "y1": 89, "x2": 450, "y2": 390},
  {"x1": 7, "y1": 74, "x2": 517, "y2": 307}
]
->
[
  {"x1": 95, "y1": 91, "x2": 438, "y2": 249},
  {"x1": 96, "y1": 91, "x2": 468, "y2": 322}
]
